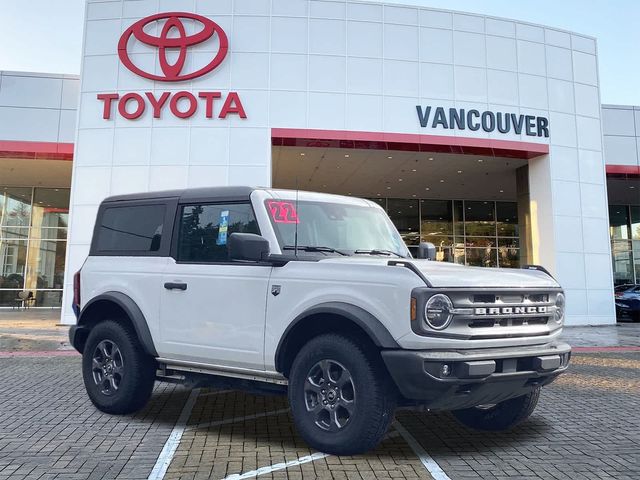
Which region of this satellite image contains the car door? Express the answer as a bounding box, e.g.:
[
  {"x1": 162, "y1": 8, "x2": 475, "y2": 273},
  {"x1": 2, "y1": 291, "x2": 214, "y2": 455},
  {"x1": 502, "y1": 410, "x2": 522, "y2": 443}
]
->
[{"x1": 158, "y1": 201, "x2": 272, "y2": 370}]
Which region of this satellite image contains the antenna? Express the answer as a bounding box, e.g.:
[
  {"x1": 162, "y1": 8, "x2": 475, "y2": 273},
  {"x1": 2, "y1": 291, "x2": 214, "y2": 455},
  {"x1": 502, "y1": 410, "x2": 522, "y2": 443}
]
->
[{"x1": 294, "y1": 177, "x2": 299, "y2": 257}]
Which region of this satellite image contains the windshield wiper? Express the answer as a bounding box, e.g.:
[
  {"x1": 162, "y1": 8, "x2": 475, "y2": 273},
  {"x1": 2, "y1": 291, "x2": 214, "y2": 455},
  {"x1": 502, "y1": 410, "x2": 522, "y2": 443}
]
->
[
  {"x1": 283, "y1": 245, "x2": 349, "y2": 256},
  {"x1": 354, "y1": 249, "x2": 404, "y2": 258}
]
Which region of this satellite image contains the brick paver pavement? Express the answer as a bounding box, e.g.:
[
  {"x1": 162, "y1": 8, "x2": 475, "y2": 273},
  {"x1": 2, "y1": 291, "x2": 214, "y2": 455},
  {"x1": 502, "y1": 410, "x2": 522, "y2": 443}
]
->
[
  {"x1": 1, "y1": 350, "x2": 638, "y2": 479},
  {"x1": 0, "y1": 357, "x2": 186, "y2": 480},
  {"x1": 165, "y1": 392, "x2": 431, "y2": 480}
]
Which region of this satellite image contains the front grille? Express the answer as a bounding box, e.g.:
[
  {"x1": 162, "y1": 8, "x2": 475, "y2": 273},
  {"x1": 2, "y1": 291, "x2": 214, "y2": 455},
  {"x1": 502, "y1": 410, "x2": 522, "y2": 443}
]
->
[
  {"x1": 444, "y1": 288, "x2": 562, "y2": 340},
  {"x1": 468, "y1": 317, "x2": 548, "y2": 329},
  {"x1": 472, "y1": 293, "x2": 549, "y2": 304}
]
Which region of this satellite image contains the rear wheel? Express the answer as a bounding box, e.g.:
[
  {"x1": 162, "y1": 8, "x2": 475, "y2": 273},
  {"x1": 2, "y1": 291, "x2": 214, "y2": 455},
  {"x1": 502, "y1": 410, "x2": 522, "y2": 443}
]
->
[
  {"x1": 288, "y1": 333, "x2": 396, "y2": 455},
  {"x1": 452, "y1": 387, "x2": 540, "y2": 431},
  {"x1": 82, "y1": 320, "x2": 156, "y2": 414}
]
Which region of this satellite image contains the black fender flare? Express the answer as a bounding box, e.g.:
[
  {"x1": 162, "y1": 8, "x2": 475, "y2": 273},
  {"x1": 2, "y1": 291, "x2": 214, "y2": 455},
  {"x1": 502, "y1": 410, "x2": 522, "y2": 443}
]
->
[
  {"x1": 77, "y1": 291, "x2": 158, "y2": 357},
  {"x1": 274, "y1": 302, "x2": 399, "y2": 373}
]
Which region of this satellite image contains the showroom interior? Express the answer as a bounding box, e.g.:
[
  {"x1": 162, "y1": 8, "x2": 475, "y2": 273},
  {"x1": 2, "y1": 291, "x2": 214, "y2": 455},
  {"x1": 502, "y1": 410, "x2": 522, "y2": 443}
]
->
[{"x1": 272, "y1": 144, "x2": 528, "y2": 267}]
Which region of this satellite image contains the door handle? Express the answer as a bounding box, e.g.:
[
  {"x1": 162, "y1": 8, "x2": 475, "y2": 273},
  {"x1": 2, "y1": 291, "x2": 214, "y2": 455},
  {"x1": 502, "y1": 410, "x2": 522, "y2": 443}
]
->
[{"x1": 164, "y1": 282, "x2": 187, "y2": 291}]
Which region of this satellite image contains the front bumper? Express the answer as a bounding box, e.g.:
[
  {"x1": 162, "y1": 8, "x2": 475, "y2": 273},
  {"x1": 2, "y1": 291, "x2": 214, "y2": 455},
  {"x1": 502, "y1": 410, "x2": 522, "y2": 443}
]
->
[
  {"x1": 382, "y1": 341, "x2": 571, "y2": 410},
  {"x1": 616, "y1": 301, "x2": 639, "y2": 312}
]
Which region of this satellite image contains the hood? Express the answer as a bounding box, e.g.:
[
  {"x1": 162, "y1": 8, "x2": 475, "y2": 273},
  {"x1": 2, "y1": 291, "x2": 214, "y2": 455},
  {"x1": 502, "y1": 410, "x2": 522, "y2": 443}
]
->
[{"x1": 318, "y1": 257, "x2": 560, "y2": 289}]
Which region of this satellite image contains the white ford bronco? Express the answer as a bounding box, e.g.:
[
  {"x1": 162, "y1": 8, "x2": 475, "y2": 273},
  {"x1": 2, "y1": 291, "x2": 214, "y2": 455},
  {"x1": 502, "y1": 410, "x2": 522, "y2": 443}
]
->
[{"x1": 70, "y1": 186, "x2": 570, "y2": 455}]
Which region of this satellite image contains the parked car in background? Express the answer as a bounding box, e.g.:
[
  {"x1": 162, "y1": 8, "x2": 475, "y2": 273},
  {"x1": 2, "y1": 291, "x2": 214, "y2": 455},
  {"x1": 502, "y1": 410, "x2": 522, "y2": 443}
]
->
[{"x1": 615, "y1": 285, "x2": 640, "y2": 322}]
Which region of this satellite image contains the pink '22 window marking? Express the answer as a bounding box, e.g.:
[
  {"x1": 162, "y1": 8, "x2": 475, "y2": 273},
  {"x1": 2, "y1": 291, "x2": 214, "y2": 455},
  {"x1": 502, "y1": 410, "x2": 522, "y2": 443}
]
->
[{"x1": 267, "y1": 200, "x2": 300, "y2": 224}]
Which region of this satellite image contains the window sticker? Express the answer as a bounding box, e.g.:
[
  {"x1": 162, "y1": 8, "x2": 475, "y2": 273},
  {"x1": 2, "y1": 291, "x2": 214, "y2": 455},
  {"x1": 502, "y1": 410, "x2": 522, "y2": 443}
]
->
[
  {"x1": 267, "y1": 200, "x2": 300, "y2": 224},
  {"x1": 216, "y1": 210, "x2": 229, "y2": 245}
]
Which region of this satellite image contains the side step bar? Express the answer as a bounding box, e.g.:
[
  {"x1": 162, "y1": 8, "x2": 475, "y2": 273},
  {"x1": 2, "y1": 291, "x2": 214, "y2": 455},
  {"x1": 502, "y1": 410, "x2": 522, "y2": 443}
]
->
[{"x1": 156, "y1": 357, "x2": 288, "y2": 385}]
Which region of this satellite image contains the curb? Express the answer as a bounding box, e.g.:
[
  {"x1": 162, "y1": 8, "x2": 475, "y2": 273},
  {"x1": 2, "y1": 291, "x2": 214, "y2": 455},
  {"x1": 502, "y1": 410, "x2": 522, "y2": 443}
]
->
[
  {"x1": 0, "y1": 350, "x2": 80, "y2": 358},
  {"x1": 572, "y1": 346, "x2": 640, "y2": 353}
]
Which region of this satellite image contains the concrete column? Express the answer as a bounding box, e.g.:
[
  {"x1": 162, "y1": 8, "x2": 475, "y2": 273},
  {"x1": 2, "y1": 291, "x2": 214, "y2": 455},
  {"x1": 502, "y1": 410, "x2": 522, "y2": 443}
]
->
[
  {"x1": 525, "y1": 155, "x2": 557, "y2": 275},
  {"x1": 516, "y1": 165, "x2": 532, "y2": 266}
]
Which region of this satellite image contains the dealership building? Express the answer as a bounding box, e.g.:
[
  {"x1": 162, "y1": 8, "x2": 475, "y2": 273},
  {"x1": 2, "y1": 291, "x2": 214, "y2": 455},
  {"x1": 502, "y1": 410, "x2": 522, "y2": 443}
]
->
[{"x1": 0, "y1": 0, "x2": 638, "y2": 326}]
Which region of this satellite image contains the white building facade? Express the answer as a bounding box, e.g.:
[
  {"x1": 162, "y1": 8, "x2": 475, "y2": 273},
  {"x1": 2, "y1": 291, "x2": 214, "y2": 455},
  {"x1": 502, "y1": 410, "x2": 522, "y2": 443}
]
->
[{"x1": 3, "y1": 1, "x2": 638, "y2": 326}]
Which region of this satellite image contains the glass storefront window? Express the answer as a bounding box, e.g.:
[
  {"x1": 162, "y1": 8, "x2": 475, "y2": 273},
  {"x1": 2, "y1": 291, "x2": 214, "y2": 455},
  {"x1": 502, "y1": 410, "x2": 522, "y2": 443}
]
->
[
  {"x1": 497, "y1": 202, "x2": 519, "y2": 237},
  {"x1": 420, "y1": 200, "x2": 454, "y2": 260},
  {"x1": 498, "y1": 242, "x2": 520, "y2": 268},
  {"x1": 30, "y1": 188, "x2": 69, "y2": 240},
  {"x1": 634, "y1": 240, "x2": 640, "y2": 282},
  {"x1": 466, "y1": 248, "x2": 498, "y2": 267},
  {"x1": 611, "y1": 240, "x2": 634, "y2": 285},
  {"x1": 372, "y1": 198, "x2": 519, "y2": 268},
  {"x1": 453, "y1": 200, "x2": 464, "y2": 237},
  {"x1": 465, "y1": 237, "x2": 496, "y2": 248},
  {"x1": 25, "y1": 240, "x2": 66, "y2": 290},
  {"x1": 0, "y1": 227, "x2": 30, "y2": 241},
  {"x1": 420, "y1": 200, "x2": 453, "y2": 239},
  {"x1": 631, "y1": 206, "x2": 640, "y2": 241},
  {"x1": 453, "y1": 242, "x2": 466, "y2": 265},
  {"x1": 0, "y1": 239, "x2": 28, "y2": 287},
  {"x1": 0, "y1": 187, "x2": 70, "y2": 308},
  {"x1": 609, "y1": 206, "x2": 630, "y2": 240},
  {"x1": 609, "y1": 205, "x2": 640, "y2": 285},
  {"x1": 498, "y1": 238, "x2": 520, "y2": 248},
  {"x1": 31, "y1": 228, "x2": 68, "y2": 240},
  {"x1": 465, "y1": 201, "x2": 496, "y2": 237},
  {"x1": 0, "y1": 187, "x2": 32, "y2": 227},
  {"x1": 387, "y1": 199, "x2": 420, "y2": 246}
]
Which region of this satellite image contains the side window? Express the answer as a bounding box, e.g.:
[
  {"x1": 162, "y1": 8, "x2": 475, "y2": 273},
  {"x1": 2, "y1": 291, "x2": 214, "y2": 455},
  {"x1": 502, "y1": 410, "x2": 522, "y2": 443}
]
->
[
  {"x1": 96, "y1": 204, "x2": 165, "y2": 253},
  {"x1": 178, "y1": 203, "x2": 259, "y2": 262}
]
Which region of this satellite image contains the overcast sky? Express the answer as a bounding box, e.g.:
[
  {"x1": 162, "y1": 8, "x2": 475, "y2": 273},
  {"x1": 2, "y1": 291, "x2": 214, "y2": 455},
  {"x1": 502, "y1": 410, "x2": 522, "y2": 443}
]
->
[{"x1": 0, "y1": 0, "x2": 638, "y2": 105}]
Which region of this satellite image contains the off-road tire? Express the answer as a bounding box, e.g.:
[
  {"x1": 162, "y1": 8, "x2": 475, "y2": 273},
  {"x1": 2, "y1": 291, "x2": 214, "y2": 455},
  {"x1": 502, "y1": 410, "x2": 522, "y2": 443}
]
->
[
  {"x1": 82, "y1": 320, "x2": 156, "y2": 414},
  {"x1": 288, "y1": 333, "x2": 396, "y2": 455},
  {"x1": 452, "y1": 387, "x2": 541, "y2": 431}
]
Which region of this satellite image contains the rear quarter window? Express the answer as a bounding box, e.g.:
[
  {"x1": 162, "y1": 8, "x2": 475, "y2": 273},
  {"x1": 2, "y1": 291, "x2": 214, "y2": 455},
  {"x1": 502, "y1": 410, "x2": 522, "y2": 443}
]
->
[{"x1": 95, "y1": 204, "x2": 166, "y2": 254}]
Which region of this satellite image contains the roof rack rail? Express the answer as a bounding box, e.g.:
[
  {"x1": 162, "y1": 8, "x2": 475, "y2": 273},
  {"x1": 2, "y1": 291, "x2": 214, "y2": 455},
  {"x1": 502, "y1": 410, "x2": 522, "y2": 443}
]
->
[
  {"x1": 388, "y1": 260, "x2": 433, "y2": 287},
  {"x1": 522, "y1": 264, "x2": 555, "y2": 279}
]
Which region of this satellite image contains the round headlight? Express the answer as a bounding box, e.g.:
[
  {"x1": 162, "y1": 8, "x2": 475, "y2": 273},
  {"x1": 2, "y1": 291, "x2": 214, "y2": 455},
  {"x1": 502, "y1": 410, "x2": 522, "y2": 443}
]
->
[
  {"x1": 554, "y1": 293, "x2": 565, "y2": 323},
  {"x1": 424, "y1": 294, "x2": 454, "y2": 330}
]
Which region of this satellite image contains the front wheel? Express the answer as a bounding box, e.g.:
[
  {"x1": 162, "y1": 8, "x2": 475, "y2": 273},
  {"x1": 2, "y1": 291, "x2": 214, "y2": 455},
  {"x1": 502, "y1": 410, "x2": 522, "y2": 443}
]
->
[
  {"x1": 452, "y1": 387, "x2": 541, "y2": 431},
  {"x1": 82, "y1": 320, "x2": 156, "y2": 414},
  {"x1": 288, "y1": 333, "x2": 396, "y2": 455}
]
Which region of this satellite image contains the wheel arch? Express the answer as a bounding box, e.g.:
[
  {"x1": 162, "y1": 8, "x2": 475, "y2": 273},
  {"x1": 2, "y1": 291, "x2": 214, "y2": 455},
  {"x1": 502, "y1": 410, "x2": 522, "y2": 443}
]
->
[
  {"x1": 72, "y1": 292, "x2": 157, "y2": 357},
  {"x1": 274, "y1": 302, "x2": 399, "y2": 377}
]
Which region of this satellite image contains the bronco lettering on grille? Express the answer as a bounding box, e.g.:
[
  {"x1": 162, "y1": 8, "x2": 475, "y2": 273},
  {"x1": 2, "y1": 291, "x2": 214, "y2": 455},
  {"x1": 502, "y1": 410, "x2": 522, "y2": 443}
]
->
[{"x1": 474, "y1": 306, "x2": 548, "y2": 315}]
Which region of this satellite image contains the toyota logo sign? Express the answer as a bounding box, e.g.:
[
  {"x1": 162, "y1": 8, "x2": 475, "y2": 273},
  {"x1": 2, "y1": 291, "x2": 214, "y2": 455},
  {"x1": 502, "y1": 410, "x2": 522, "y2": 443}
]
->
[
  {"x1": 117, "y1": 12, "x2": 228, "y2": 82},
  {"x1": 100, "y1": 12, "x2": 246, "y2": 121}
]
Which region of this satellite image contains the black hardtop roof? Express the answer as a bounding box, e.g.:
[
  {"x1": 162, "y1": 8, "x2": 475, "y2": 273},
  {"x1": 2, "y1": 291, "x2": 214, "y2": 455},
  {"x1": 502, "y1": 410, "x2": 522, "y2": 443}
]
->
[{"x1": 102, "y1": 186, "x2": 257, "y2": 204}]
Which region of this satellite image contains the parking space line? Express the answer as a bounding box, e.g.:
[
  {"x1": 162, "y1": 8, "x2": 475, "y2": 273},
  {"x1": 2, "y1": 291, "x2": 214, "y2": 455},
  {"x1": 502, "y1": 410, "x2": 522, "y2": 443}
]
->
[
  {"x1": 222, "y1": 452, "x2": 330, "y2": 480},
  {"x1": 198, "y1": 389, "x2": 233, "y2": 397},
  {"x1": 188, "y1": 407, "x2": 290, "y2": 430},
  {"x1": 393, "y1": 420, "x2": 451, "y2": 480},
  {"x1": 221, "y1": 430, "x2": 402, "y2": 480},
  {"x1": 148, "y1": 388, "x2": 201, "y2": 480}
]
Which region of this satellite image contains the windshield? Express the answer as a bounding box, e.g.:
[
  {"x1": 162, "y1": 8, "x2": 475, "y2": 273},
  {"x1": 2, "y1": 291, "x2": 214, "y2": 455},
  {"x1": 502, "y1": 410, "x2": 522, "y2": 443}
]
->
[{"x1": 265, "y1": 199, "x2": 410, "y2": 258}]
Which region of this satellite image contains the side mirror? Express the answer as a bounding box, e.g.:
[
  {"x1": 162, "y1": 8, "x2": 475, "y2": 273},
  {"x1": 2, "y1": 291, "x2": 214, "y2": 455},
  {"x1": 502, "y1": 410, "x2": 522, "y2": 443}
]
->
[
  {"x1": 417, "y1": 242, "x2": 437, "y2": 260},
  {"x1": 228, "y1": 233, "x2": 270, "y2": 261}
]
